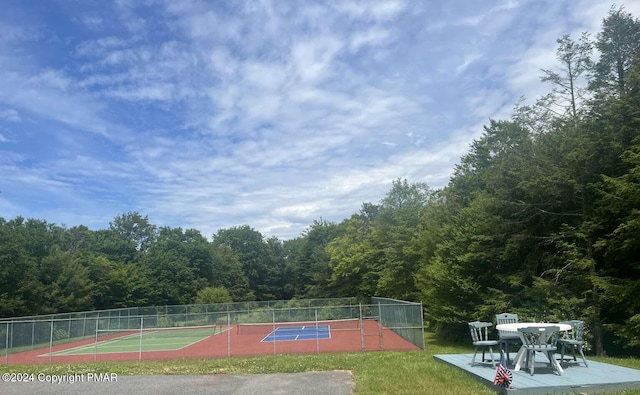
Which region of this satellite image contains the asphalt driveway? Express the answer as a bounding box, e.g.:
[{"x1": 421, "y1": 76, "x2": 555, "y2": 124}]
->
[{"x1": 0, "y1": 371, "x2": 354, "y2": 395}]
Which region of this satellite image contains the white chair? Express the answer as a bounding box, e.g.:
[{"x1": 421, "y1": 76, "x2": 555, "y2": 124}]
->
[
  {"x1": 469, "y1": 321, "x2": 499, "y2": 367},
  {"x1": 558, "y1": 320, "x2": 588, "y2": 367},
  {"x1": 519, "y1": 326, "x2": 561, "y2": 376},
  {"x1": 495, "y1": 313, "x2": 521, "y2": 365}
]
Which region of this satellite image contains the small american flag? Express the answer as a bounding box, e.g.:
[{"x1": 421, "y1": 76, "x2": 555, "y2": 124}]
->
[{"x1": 493, "y1": 351, "x2": 513, "y2": 388}]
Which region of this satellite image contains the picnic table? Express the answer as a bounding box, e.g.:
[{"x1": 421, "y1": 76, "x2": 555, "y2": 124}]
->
[{"x1": 496, "y1": 322, "x2": 572, "y2": 373}]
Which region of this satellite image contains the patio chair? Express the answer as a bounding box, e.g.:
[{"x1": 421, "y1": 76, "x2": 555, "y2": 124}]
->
[
  {"x1": 519, "y1": 326, "x2": 561, "y2": 376},
  {"x1": 495, "y1": 313, "x2": 521, "y2": 365},
  {"x1": 469, "y1": 321, "x2": 499, "y2": 367},
  {"x1": 558, "y1": 320, "x2": 588, "y2": 367}
]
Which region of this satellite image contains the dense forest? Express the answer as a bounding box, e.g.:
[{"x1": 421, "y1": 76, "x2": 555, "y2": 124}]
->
[{"x1": 1, "y1": 7, "x2": 639, "y2": 356}]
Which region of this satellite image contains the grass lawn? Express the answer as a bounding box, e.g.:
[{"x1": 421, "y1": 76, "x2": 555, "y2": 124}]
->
[{"x1": 2, "y1": 333, "x2": 639, "y2": 394}]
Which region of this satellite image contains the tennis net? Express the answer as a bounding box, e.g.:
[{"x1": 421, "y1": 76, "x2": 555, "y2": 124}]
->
[
  {"x1": 96, "y1": 324, "x2": 220, "y2": 341},
  {"x1": 236, "y1": 318, "x2": 367, "y2": 335}
]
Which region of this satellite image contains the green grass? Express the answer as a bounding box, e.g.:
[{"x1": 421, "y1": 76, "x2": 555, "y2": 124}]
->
[{"x1": 2, "y1": 333, "x2": 639, "y2": 395}]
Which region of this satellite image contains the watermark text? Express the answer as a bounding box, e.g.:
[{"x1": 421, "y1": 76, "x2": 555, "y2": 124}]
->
[{"x1": 2, "y1": 372, "x2": 117, "y2": 384}]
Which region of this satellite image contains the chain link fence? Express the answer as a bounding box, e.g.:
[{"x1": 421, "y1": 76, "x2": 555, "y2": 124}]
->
[{"x1": 1, "y1": 297, "x2": 424, "y2": 364}]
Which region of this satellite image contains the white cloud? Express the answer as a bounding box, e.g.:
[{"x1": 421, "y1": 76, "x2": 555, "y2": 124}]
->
[
  {"x1": 79, "y1": 15, "x2": 104, "y2": 30},
  {"x1": 28, "y1": 69, "x2": 73, "y2": 90},
  {"x1": 335, "y1": 0, "x2": 406, "y2": 21},
  {"x1": 0, "y1": 0, "x2": 627, "y2": 239},
  {"x1": 291, "y1": 37, "x2": 344, "y2": 83},
  {"x1": 350, "y1": 28, "x2": 391, "y2": 51},
  {"x1": 0, "y1": 109, "x2": 21, "y2": 122},
  {"x1": 456, "y1": 52, "x2": 482, "y2": 74}
]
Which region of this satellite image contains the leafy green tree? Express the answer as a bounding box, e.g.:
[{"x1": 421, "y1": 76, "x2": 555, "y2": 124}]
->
[
  {"x1": 91, "y1": 229, "x2": 138, "y2": 264},
  {"x1": 591, "y1": 6, "x2": 640, "y2": 97},
  {"x1": 449, "y1": 119, "x2": 533, "y2": 207},
  {"x1": 0, "y1": 217, "x2": 69, "y2": 316},
  {"x1": 592, "y1": 173, "x2": 640, "y2": 349},
  {"x1": 0, "y1": 217, "x2": 43, "y2": 317},
  {"x1": 540, "y1": 33, "x2": 593, "y2": 128},
  {"x1": 212, "y1": 225, "x2": 279, "y2": 300},
  {"x1": 589, "y1": 62, "x2": 640, "y2": 350},
  {"x1": 153, "y1": 227, "x2": 215, "y2": 290},
  {"x1": 327, "y1": 213, "x2": 379, "y2": 298},
  {"x1": 547, "y1": 59, "x2": 640, "y2": 355},
  {"x1": 286, "y1": 219, "x2": 344, "y2": 298},
  {"x1": 415, "y1": 189, "x2": 528, "y2": 341},
  {"x1": 281, "y1": 237, "x2": 303, "y2": 298},
  {"x1": 37, "y1": 248, "x2": 94, "y2": 313},
  {"x1": 64, "y1": 225, "x2": 94, "y2": 253},
  {"x1": 417, "y1": 116, "x2": 588, "y2": 339},
  {"x1": 511, "y1": 96, "x2": 555, "y2": 136},
  {"x1": 141, "y1": 249, "x2": 196, "y2": 305},
  {"x1": 12, "y1": 218, "x2": 65, "y2": 261},
  {"x1": 211, "y1": 244, "x2": 254, "y2": 301},
  {"x1": 374, "y1": 179, "x2": 432, "y2": 299},
  {"x1": 194, "y1": 286, "x2": 233, "y2": 304},
  {"x1": 417, "y1": 47, "x2": 640, "y2": 352},
  {"x1": 140, "y1": 228, "x2": 205, "y2": 305},
  {"x1": 264, "y1": 236, "x2": 287, "y2": 300},
  {"x1": 109, "y1": 211, "x2": 157, "y2": 252},
  {"x1": 84, "y1": 254, "x2": 153, "y2": 309},
  {"x1": 327, "y1": 179, "x2": 432, "y2": 300}
]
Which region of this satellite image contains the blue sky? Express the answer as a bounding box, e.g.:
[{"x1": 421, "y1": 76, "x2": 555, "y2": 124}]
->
[{"x1": 1, "y1": 0, "x2": 638, "y2": 240}]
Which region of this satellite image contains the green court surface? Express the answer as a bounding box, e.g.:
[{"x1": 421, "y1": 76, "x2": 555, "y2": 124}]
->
[{"x1": 47, "y1": 325, "x2": 224, "y2": 356}]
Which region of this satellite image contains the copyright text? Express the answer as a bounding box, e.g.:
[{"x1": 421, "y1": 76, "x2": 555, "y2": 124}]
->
[{"x1": 2, "y1": 372, "x2": 118, "y2": 384}]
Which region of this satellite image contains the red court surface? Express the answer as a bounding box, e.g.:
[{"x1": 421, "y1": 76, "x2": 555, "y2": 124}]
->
[{"x1": 4, "y1": 321, "x2": 420, "y2": 365}]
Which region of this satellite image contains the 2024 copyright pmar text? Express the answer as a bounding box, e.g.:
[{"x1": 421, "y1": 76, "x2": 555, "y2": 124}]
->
[{"x1": 2, "y1": 372, "x2": 117, "y2": 384}]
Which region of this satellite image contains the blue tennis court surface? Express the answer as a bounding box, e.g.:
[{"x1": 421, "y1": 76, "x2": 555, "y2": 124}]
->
[{"x1": 261, "y1": 325, "x2": 330, "y2": 342}]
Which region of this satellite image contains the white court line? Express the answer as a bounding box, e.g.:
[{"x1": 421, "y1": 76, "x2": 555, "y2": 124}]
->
[
  {"x1": 176, "y1": 334, "x2": 216, "y2": 350},
  {"x1": 43, "y1": 330, "x2": 222, "y2": 356},
  {"x1": 41, "y1": 335, "x2": 138, "y2": 357}
]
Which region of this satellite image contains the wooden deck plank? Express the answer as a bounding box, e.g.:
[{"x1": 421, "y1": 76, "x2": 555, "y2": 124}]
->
[{"x1": 434, "y1": 353, "x2": 640, "y2": 394}]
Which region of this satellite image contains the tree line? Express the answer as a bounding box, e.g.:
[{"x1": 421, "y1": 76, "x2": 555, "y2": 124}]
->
[{"x1": 1, "y1": 6, "x2": 639, "y2": 356}]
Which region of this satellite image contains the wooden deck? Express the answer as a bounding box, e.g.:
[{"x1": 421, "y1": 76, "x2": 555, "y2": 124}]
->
[{"x1": 434, "y1": 353, "x2": 640, "y2": 394}]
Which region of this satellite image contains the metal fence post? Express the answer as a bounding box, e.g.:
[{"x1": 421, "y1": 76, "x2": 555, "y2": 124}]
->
[
  {"x1": 49, "y1": 320, "x2": 54, "y2": 364},
  {"x1": 94, "y1": 318, "x2": 99, "y2": 362},
  {"x1": 359, "y1": 304, "x2": 364, "y2": 352},
  {"x1": 4, "y1": 322, "x2": 9, "y2": 364},
  {"x1": 379, "y1": 310, "x2": 384, "y2": 351},
  {"x1": 315, "y1": 308, "x2": 319, "y2": 354},
  {"x1": 272, "y1": 309, "x2": 276, "y2": 355},
  {"x1": 419, "y1": 301, "x2": 425, "y2": 350},
  {"x1": 139, "y1": 316, "x2": 144, "y2": 361}
]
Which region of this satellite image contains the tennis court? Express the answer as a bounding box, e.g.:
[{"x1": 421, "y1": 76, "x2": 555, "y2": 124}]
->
[
  {"x1": 261, "y1": 325, "x2": 330, "y2": 342},
  {"x1": 47, "y1": 325, "x2": 224, "y2": 356},
  {"x1": 1, "y1": 298, "x2": 425, "y2": 364}
]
